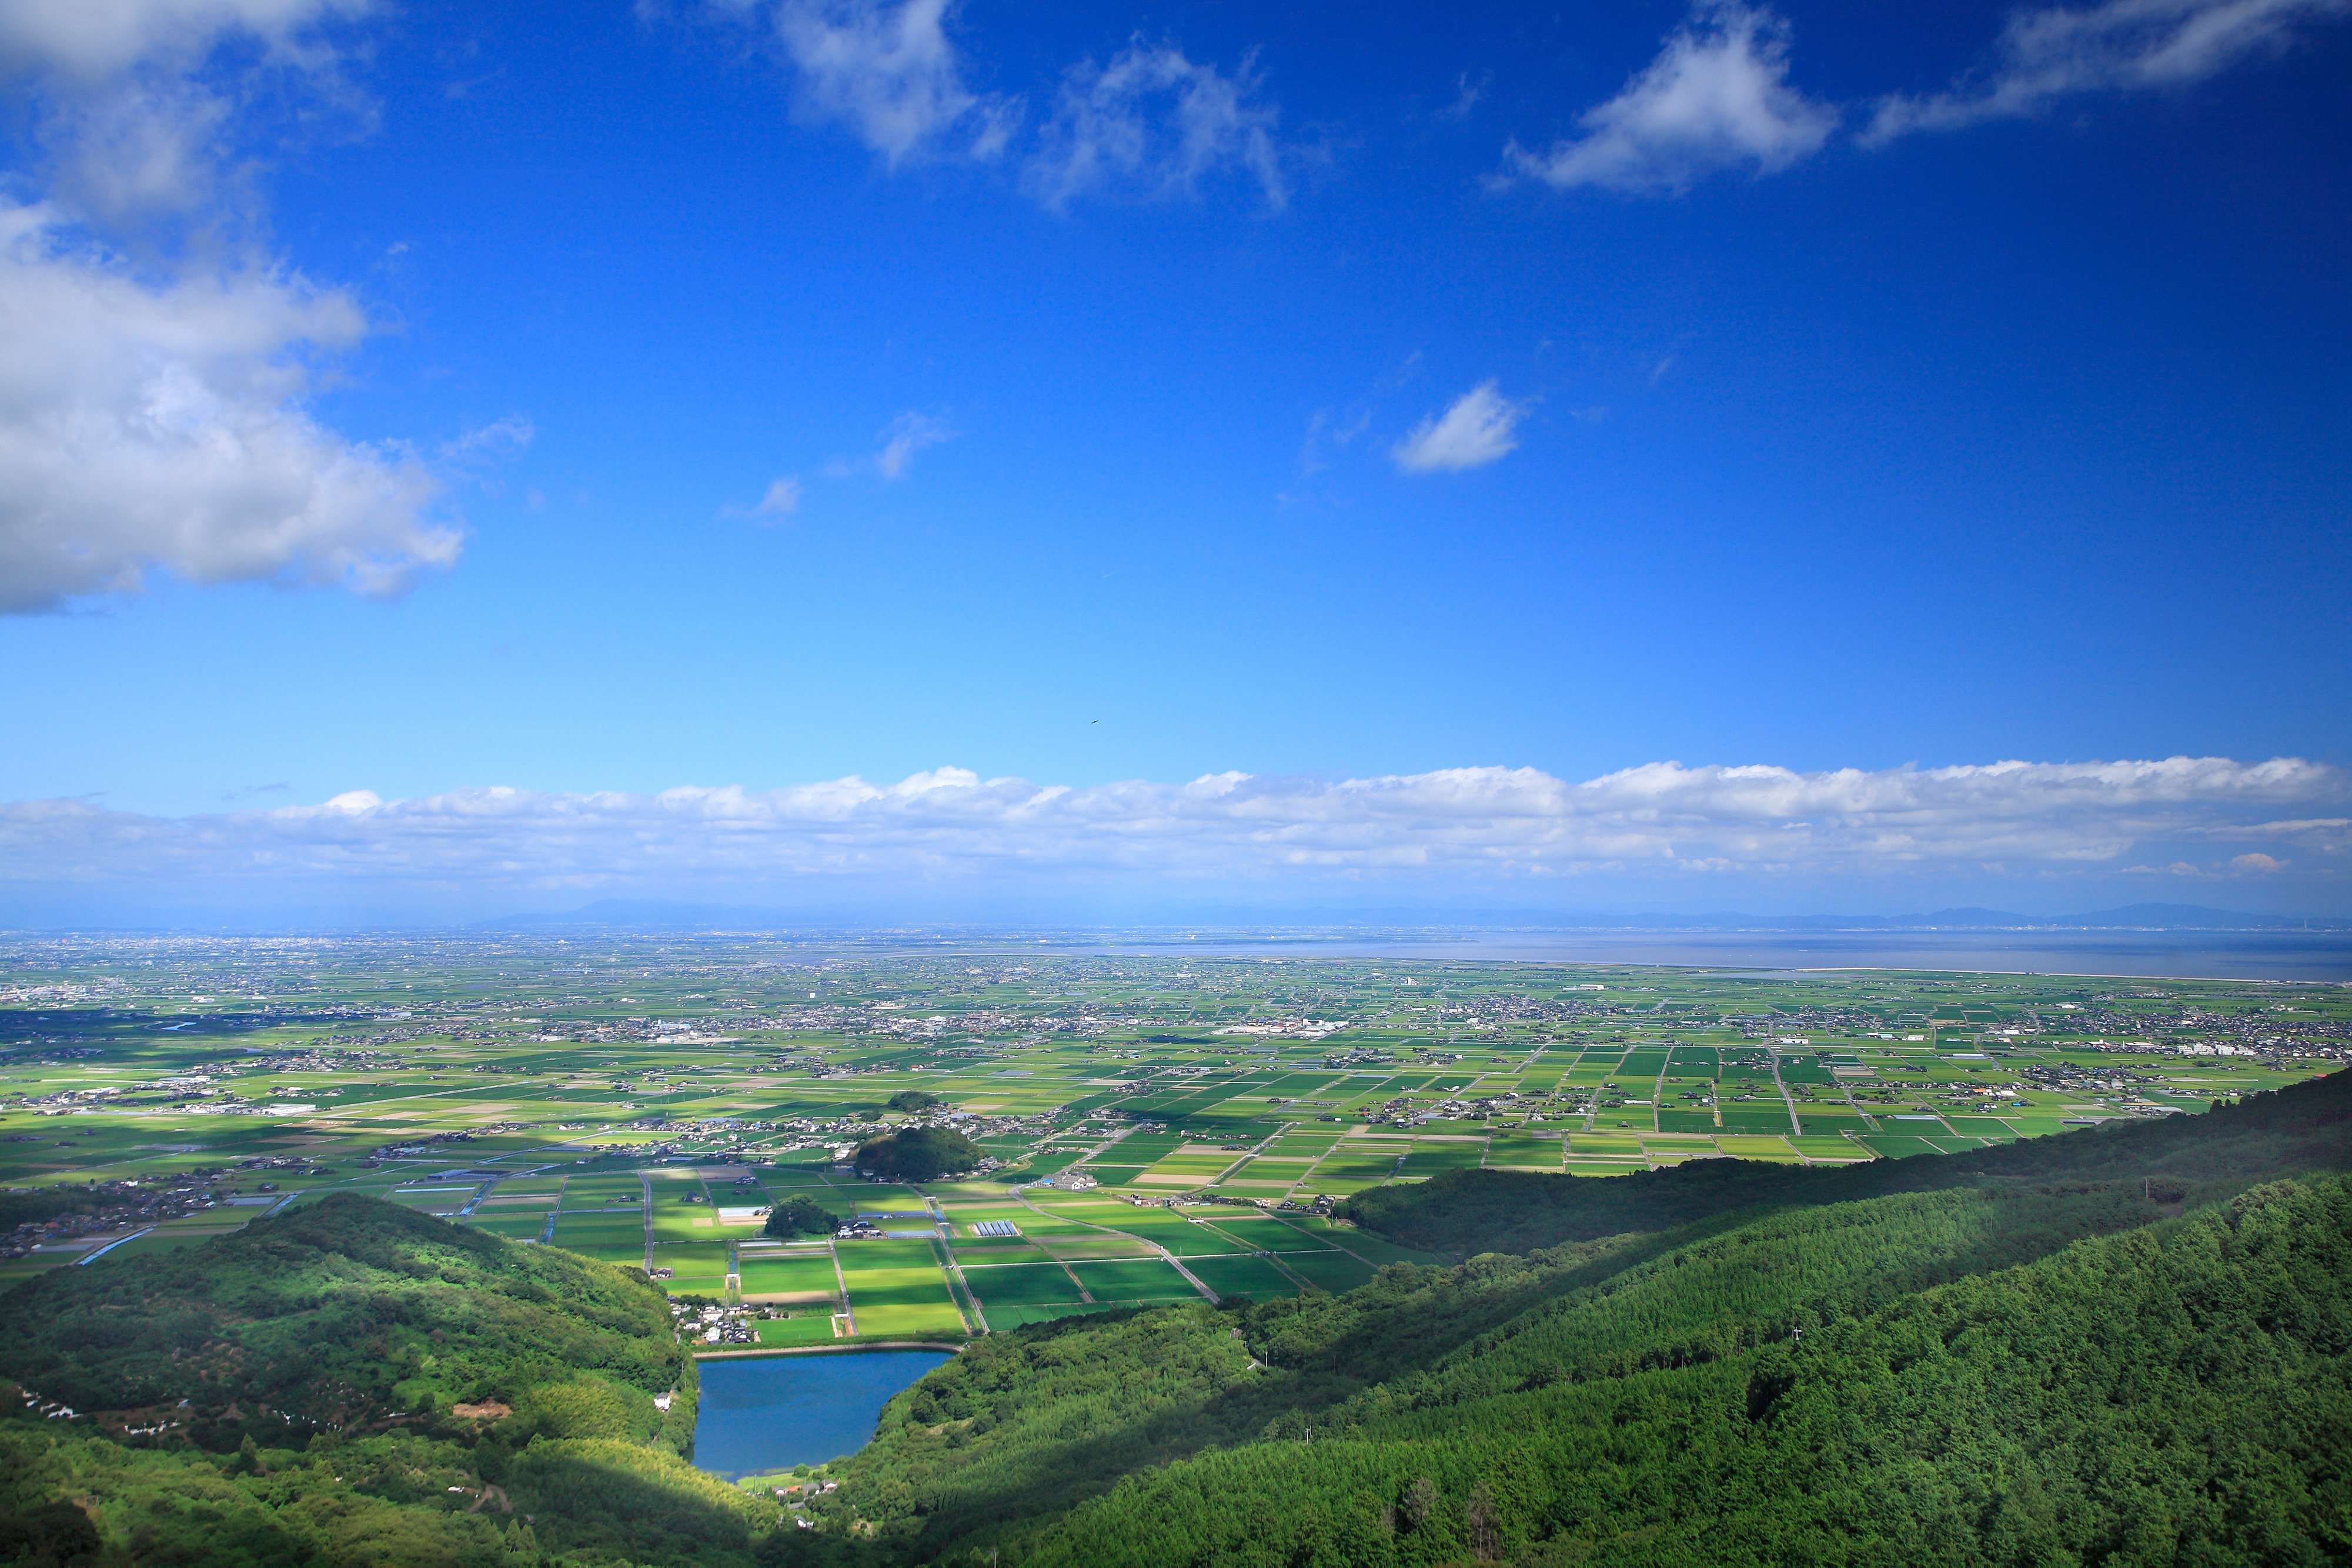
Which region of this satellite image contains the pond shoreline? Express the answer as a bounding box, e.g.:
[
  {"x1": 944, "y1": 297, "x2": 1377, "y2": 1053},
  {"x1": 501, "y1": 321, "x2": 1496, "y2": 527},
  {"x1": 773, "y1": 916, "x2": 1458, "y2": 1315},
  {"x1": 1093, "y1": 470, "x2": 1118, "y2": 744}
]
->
[
  {"x1": 694, "y1": 1346, "x2": 959, "y2": 1475},
  {"x1": 693, "y1": 1340, "x2": 966, "y2": 1360}
]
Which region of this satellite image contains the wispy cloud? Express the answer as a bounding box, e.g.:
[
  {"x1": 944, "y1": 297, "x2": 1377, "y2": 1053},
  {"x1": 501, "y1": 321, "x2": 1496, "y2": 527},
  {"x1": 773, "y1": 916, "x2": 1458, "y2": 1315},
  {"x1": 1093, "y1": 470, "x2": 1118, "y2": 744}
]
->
[
  {"x1": 755, "y1": 0, "x2": 1019, "y2": 166},
  {"x1": 820, "y1": 411, "x2": 951, "y2": 481},
  {"x1": 1298, "y1": 406, "x2": 1371, "y2": 479},
  {"x1": 1501, "y1": 2, "x2": 1836, "y2": 194},
  {"x1": 1496, "y1": 0, "x2": 2348, "y2": 193},
  {"x1": 1392, "y1": 382, "x2": 1527, "y2": 473},
  {"x1": 874, "y1": 411, "x2": 950, "y2": 479},
  {"x1": 680, "y1": 2, "x2": 1298, "y2": 209},
  {"x1": 1025, "y1": 41, "x2": 1291, "y2": 211},
  {"x1": 1866, "y1": 0, "x2": 2352, "y2": 143},
  {"x1": 1435, "y1": 71, "x2": 1489, "y2": 122},
  {"x1": 9, "y1": 757, "x2": 2338, "y2": 900},
  {"x1": 721, "y1": 475, "x2": 803, "y2": 521}
]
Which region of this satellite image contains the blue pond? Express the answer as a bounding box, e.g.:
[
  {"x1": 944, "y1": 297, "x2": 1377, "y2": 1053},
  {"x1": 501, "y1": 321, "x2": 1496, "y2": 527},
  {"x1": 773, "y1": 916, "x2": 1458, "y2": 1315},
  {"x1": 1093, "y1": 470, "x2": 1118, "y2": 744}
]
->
[{"x1": 694, "y1": 1352, "x2": 952, "y2": 1477}]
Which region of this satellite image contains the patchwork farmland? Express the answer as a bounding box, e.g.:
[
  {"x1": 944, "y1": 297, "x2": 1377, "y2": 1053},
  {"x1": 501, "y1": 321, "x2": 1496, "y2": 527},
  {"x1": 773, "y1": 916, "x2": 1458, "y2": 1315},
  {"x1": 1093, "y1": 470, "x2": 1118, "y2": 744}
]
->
[{"x1": 4, "y1": 933, "x2": 2341, "y2": 1342}]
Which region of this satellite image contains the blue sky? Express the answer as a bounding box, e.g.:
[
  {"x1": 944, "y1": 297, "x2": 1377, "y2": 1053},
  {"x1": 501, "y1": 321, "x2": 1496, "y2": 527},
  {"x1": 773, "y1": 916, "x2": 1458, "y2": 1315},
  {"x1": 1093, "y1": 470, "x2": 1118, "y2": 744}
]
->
[{"x1": 1, "y1": 0, "x2": 2347, "y2": 921}]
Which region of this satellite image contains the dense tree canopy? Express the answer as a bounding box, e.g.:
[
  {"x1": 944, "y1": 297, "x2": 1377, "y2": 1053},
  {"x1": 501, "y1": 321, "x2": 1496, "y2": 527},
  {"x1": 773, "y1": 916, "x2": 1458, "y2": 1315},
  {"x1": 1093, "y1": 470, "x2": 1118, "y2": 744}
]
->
[
  {"x1": 0, "y1": 1196, "x2": 770, "y2": 1568},
  {"x1": 8, "y1": 1076, "x2": 2348, "y2": 1568},
  {"x1": 762, "y1": 1194, "x2": 842, "y2": 1239},
  {"x1": 853, "y1": 1126, "x2": 984, "y2": 1182},
  {"x1": 769, "y1": 1072, "x2": 2352, "y2": 1565}
]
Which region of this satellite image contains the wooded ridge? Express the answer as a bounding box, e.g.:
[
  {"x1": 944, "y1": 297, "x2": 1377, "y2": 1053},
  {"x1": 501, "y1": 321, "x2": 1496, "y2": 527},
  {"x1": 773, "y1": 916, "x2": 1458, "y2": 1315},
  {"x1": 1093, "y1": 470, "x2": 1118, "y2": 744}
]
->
[{"x1": 4, "y1": 1072, "x2": 2347, "y2": 1567}]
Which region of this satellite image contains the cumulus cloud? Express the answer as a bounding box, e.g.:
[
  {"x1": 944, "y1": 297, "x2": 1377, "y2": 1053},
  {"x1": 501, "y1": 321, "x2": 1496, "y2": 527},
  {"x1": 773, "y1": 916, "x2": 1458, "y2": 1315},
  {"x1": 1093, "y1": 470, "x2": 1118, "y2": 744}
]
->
[
  {"x1": 0, "y1": 0, "x2": 475, "y2": 613},
  {"x1": 5, "y1": 756, "x2": 2342, "y2": 900},
  {"x1": 0, "y1": 204, "x2": 459, "y2": 612},
  {"x1": 1392, "y1": 382, "x2": 1526, "y2": 474},
  {"x1": 1502, "y1": 2, "x2": 1836, "y2": 193},
  {"x1": 1026, "y1": 41, "x2": 1289, "y2": 211},
  {"x1": 1865, "y1": 0, "x2": 2352, "y2": 143},
  {"x1": 0, "y1": 0, "x2": 368, "y2": 81},
  {"x1": 2, "y1": 0, "x2": 376, "y2": 228}
]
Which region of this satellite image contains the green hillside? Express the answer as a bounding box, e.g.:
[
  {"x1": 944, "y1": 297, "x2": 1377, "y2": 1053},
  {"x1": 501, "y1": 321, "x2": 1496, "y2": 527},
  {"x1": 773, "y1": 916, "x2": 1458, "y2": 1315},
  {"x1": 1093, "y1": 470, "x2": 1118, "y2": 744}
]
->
[
  {"x1": 1020, "y1": 1172, "x2": 2352, "y2": 1567},
  {"x1": 0, "y1": 1195, "x2": 773, "y2": 1568},
  {"x1": 769, "y1": 1071, "x2": 2352, "y2": 1564},
  {"x1": 7, "y1": 1075, "x2": 2348, "y2": 1568}
]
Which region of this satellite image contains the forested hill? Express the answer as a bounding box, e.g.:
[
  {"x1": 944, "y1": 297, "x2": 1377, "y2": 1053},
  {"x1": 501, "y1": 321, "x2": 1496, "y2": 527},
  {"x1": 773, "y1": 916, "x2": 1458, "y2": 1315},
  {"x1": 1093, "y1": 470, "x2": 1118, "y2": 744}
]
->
[
  {"x1": 0, "y1": 1195, "x2": 774, "y2": 1568},
  {"x1": 1344, "y1": 1066, "x2": 2352, "y2": 1256},
  {"x1": 765, "y1": 1074, "x2": 2352, "y2": 1566},
  {"x1": 1019, "y1": 1172, "x2": 2352, "y2": 1568},
  {"x1": 8, "y1": 1081, "x2": 2349, "y2": 1568}
]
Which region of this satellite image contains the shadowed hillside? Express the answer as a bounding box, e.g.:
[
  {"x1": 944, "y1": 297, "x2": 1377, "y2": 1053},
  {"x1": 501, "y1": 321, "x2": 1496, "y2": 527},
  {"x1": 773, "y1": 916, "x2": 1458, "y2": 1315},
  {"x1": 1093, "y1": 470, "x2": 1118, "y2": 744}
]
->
[
  {"x1": 1342, "y1": 1067, "x2": 2352, "y2": 1256},
  {"x1": 7, "y1": 1081, "x2": 2348, "y2": 1568},
  {"x1": 0, "y1": 1196, "x2": 773, "y2": 1568}
]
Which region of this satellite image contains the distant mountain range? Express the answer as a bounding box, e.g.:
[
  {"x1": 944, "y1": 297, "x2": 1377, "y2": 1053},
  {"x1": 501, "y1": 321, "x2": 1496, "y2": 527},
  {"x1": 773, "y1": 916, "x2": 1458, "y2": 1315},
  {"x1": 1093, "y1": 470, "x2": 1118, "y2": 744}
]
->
[{"x1": 475, "y1": 898, "x2": 2351, "y2": 932}]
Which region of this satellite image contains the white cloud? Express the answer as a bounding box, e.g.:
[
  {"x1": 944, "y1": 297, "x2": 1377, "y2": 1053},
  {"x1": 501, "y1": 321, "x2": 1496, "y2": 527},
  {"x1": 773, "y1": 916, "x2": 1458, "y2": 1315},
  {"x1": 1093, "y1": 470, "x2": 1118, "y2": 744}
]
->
[
  {"x1": 0, "y1": 0, "x2": 366, "y2": 82},
  {"x1": 683, "y1": 4, "x2": 1297, "y2": 208},
  {"x1": 1502, "y1": 2, "x2": 1836, "y2": 193},
  {"x1": 756, "y1": 0, "x2": 1018, "y2": 166},
  {"x1": 873, "y1": 410, "x2": 950, "y2": 479},
  {"x1": 722, "y1": 475, "x2": 802, "y2": 520},
  {"x1": 1026, "y1": 41, "x2": 1289, "y2": 211},
  {"x1": 0, "y1": 0, "x2": 473, "y2": 614},
  {"x1": 3, "y1": 0, "x2": 375, "y2": 227},
  {"x1": 5, "y1": 756, "x2": 2341, "y2": 900},
  {"x1": 439, "y1": 414, "x2": 534, "y2": 479},
  {"x1": 1391, "y1": 382, "x2": 1526, "y2": 474},
  {"x1": 0, "y1": 203, "x2": 459, "y2": 613},
  {"x1": 1865, "y1": 0, "x2": 2352, "y2": 143}
]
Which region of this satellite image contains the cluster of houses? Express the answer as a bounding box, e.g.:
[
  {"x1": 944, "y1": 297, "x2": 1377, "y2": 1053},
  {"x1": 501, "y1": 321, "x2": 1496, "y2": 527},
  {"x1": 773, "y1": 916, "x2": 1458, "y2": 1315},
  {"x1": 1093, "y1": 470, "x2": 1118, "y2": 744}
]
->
[{"x1": 670, "y1": 1301, "x2": 757, "y2": 1345}]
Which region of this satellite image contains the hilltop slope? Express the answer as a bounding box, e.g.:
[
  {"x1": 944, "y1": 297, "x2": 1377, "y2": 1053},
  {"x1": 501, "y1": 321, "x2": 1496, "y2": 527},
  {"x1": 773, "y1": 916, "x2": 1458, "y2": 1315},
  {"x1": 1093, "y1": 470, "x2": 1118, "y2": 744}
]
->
[
  {"x1": 0, "y1": 1195, "x2": 773, "y2": 1568},
  {"x1": 760, "y1": 1073, "x2": 2352, "y2": 1564},
  {"x1": 1022, "y1": 1171, "x2": 2352, "y2": 1567},
  {"x1": 9, "y1": 1079, "x2": 2348, "y2": 1568}
]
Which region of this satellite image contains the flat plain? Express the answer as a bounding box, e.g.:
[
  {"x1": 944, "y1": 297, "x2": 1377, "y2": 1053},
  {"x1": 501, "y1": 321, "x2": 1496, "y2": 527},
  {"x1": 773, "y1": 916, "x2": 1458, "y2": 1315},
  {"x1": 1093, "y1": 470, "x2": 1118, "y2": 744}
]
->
[{"x1": 5, "y1": 932, "x2": 2341, "y2": 1338}]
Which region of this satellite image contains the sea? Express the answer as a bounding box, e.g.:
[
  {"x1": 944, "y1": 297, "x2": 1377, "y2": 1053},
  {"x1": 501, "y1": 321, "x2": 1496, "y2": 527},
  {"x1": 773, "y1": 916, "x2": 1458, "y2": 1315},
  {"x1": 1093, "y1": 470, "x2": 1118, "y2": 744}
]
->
[{"x1": 1083, "y1": 929, "x2": 2352, "y2": 982}]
